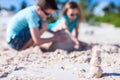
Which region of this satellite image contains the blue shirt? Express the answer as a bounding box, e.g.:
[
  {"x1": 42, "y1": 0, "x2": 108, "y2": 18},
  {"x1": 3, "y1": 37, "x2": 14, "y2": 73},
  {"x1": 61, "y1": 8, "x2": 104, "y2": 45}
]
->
[
  {"x1": 48, "y1": 15, "x2": 79, "y2": 32},
  {"x1": 6, "y1": 6, "x2": 41, "y2": 42}
]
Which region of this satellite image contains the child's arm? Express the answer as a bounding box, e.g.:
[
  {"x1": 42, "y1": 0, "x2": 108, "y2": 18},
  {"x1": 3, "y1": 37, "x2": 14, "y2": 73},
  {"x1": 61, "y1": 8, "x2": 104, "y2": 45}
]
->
[
  {"x1": 52, "y1": 18, "x2": 68, "y2": 32},
  {"x1": 30, "y1": 21, "x2": 66, "y2": 46},
  {"x1": 51, "y1": 18, "x2": 80, "y2": 49},
  {"x1": 75, "y1": 23, "x2": 79, "y2": 39},
  {"x1": 65, "y1": 29, "x2": 80, "y2": 49},
  {"x1": 61, "y1": 19, "x2": 80, "y2": 49},
  {"x1": 30, "y1": 28, "x2": 66, "y2": 46}
]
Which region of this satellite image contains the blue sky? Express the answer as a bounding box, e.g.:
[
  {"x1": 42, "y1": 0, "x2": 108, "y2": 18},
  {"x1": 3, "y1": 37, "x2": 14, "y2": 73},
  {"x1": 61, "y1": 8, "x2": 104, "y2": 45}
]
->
[
  {"x1": 88, "y1": 0, "x2": 120, "y2": 10},
  {"x1": 89, "y1": 0, "x2": 120, "y2": 15},
  {"x1": 0, "y1": 0, "x2": 35, "y2": 11}
]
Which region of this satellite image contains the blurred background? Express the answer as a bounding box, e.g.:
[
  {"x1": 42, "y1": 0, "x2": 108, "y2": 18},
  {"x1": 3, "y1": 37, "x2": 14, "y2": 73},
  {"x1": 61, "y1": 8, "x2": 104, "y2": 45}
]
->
[{"x1": 0, "y1": 0, "x2": 120, "y2": 27}]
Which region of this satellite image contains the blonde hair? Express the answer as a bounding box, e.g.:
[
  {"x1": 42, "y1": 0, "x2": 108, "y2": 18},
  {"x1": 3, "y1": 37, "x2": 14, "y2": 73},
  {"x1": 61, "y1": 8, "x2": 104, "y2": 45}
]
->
[{"x1": 63, "y1": 1, "x2": 85, "y2": 22}]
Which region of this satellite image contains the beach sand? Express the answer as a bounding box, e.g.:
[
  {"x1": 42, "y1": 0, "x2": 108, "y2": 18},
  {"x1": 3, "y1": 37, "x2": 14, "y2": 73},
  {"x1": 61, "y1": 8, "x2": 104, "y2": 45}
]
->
[{"x1": 0, "y1": 15, "x2": 120, "y2": 80}]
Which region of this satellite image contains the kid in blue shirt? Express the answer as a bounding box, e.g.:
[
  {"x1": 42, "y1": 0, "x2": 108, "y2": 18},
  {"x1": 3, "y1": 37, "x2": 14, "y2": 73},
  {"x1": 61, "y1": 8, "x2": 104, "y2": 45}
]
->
[{"x1": 6, "y1": 0, "x2": 65, "y2": 51}]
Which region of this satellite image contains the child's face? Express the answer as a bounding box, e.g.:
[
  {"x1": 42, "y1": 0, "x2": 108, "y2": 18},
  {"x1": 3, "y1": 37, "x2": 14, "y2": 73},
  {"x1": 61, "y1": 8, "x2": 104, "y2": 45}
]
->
[
  {"x1": 67, "y1": 8, "x2": 79, "y2": 21},
  {"x1": 37, "y1": 6, "x2": 54, "y2": 19},
  {"x1": 41, "y1": 8, "x2": 54, "y2": 18}
]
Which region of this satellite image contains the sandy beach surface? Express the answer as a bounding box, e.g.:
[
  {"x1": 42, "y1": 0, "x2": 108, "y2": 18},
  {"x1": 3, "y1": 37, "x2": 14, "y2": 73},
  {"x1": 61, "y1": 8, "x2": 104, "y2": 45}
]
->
[{"x1": 0, "y1": 15, "x2": 120, "y2": 80}]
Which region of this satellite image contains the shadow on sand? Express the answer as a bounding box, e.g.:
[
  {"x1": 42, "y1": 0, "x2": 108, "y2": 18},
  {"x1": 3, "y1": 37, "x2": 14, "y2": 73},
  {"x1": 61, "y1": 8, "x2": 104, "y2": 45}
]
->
[
  {"x1": 102, "y1": 73, "x2": 120, "y2": 77},
  {"x1": 41, "y1": 41, "x2": 92, "y2": 53}
]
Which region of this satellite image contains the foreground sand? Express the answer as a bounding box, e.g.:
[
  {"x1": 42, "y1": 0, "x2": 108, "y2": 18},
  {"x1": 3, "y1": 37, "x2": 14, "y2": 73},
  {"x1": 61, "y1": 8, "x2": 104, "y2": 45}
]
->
[{"x1": 0, "y1": 15, "x2": 120, "y2": 80}]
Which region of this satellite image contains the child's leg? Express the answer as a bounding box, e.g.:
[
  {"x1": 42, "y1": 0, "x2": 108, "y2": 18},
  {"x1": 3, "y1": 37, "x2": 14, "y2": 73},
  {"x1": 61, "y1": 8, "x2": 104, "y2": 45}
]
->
[
  {"x1": 8, "y1": 27, "x2": 32, "y2": 51},
  {"x1": 21, "y1": 38, "x2": 34, "y2": 50}
]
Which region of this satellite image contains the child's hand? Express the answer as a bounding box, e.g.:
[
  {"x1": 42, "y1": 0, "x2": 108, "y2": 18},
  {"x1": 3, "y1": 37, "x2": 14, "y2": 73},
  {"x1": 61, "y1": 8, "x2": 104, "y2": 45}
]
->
[
  {"x1": 74, "y1": 41, "x2": 81, "y2": 49},
  {"x1": 74, "y1": 44, "x2": 80, "y2": 49}
]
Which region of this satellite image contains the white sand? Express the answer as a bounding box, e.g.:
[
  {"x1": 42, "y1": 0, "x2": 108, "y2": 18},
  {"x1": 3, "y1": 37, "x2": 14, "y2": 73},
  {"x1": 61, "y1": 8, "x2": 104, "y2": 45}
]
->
[{"x1": 0, "y1": 15, "x2": 120, "y2": 80}]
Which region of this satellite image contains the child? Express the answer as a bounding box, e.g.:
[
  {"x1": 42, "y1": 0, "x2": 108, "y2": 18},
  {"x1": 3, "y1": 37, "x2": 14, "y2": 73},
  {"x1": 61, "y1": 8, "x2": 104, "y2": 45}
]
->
[
  {"x1": 6, "y1": 0, "x2": 65, "y2": 51},
  {"x1": 48, "y1": 1, "x2": 84, "y2": 49}
]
